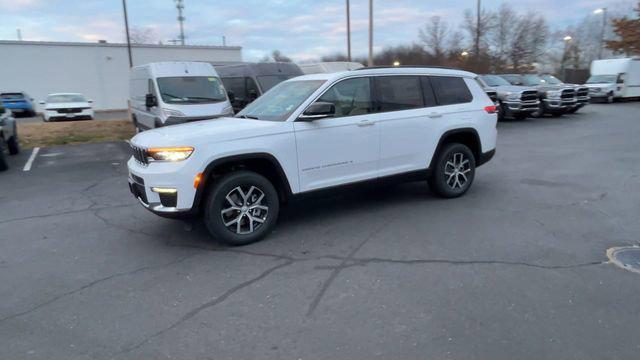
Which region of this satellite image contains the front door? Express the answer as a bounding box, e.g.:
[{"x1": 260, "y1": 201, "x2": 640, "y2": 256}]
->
[{"x1": 294, "y1": 77, "x2": 380, "y2": 192}]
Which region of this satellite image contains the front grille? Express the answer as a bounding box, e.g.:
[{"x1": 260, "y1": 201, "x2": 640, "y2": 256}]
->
[
  {"x1": 56, "y1": 108, "x2": 86, "y2": 114},
  {"x1": 577, "y1": 87, "x2": 589, "y2": 97},
  {"x1": 561, "y1": 89, "x2": 576, "y2": 99},
  {"x1": 485, "y1": 90, "x2": 498, "y2": 103},
  {"x1": 520, "y1": 91, "x2": 538, "y2": 102},
  {"x1": 131, "y1": 144, "x2": 149, "y2": 165}
]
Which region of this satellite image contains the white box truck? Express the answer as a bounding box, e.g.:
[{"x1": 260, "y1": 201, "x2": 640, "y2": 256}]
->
[
  {"x1": 129, "y1": 62, "x2": 234, "y2": 131},
  {"x1": 585, "y1": 58, "x2": 640, "y2": 102}
]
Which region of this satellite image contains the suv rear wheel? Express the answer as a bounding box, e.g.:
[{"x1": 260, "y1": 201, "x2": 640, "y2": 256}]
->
[
  {"x1": 428, "y1": 143, "x2": 476, "y2": 198},
  {"x1": 203, "y1": 170, "x2": 280, "y2": 246},
  {"x1": 0, "y1": 140, "x2": 8, "y2": 171}
]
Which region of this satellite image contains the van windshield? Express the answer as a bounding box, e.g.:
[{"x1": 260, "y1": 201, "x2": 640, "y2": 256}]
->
[
  {"x1": 156, "y1": 76, "x2": 227, "y2": 104},
  {"x1": 540, "y1": 75, "x2": 563, "y2": 85},
  {"x1": 586, "y1": 75, "x2": 617, "y2": 84},
  {"x1": 479, "y1": 75, "x2": 511, "y2": 87},
  {"x1": 236, "y1": 80, "x2": 325, "y2": 122},
  {"x1": 47, "y1": 94, "x2": 86, "y2": 103},
  {"x1": 257, "y1": 75, "x2": 296, "y2": 92}
]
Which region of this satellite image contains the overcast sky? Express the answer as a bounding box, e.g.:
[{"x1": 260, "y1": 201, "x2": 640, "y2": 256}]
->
[{"x1": 0, "y1": 0, "x2": 634, "y2": 61}]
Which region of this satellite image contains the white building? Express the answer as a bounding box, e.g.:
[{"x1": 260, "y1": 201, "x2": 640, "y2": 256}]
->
[{"x1": 0, "y1": 40, "x2": 242, "y2": 111}]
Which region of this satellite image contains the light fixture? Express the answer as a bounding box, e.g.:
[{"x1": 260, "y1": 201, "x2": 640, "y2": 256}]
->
[
  {"x1": 392, "y1": 60, "x2": 400, "y2": 67},
  {"x1": 461, "y1": 51, "x2": 469, "y2": 57},
  {"x1": 563, "y1": 36, "x2": 573, "y2": 42},
  {"x1": 593, "y1": 8, "x2": 605, "y2": 14}
]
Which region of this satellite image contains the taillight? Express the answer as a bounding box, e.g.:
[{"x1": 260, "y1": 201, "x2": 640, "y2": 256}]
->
[{"x1": 484, "y1": 105, "x2": 498, "y2": 114}]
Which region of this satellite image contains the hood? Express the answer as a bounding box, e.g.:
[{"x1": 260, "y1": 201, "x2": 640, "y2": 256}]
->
[
  {"x1": 584, "y1": 83, "x2": 615, "y2": 89},
  {"x1": 45, "y1": 102, "x2": 91, "y2": 109},
  {"x1": 493, "y1": 85, "x2": 537, "y2": 93},
  {"x1": 161, "y1": 101, "x2": 230, "y2": 117},
  {"x1": 131, "y1": 117, "x2": 292, "y2": 148}
]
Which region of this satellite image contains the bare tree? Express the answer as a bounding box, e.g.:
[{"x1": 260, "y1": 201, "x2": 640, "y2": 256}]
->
[
  {"x1": 419, "y1": 16, "x2": 448, "y2": 64},
  {"x1": 129, "y1": 26, "x2": 159, "y2": 44},
  {"x1": 491, "y1": 3, "x2": 517, "y2": 71},
  {"x1": 462, "y1": 6, "x2": 495, "y2": 56}
]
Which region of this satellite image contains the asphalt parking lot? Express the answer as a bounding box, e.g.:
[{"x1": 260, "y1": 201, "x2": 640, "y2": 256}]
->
[
  {"x1": 1, "y1": 102, "x2": 639, "y2": 360},
  {"x1": 15, "y1": 110, "x2": 128, "y2": 124}
]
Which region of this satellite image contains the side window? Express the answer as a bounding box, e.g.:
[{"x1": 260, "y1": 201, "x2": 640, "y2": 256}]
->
[
  {"x1": 420, "y1": 76, "x2": 437, "y2": 107},
  {"x1": 316, "y1": 77, "x2": 373, "y2": 118},
  {"x1": 246, "y1": 77, "x2": 259, "y2": 97},
  {"x1": 221, "y1": 77, "x2": 245, "y2": 101},
  {"x1": 430, "y1": 76, "x2": 473, "y2": 106},
  {"x1": 375, "y1": 76, "x2": 424, "y2": 112}
]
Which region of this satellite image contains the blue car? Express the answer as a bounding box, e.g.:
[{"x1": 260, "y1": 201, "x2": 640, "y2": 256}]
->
[{"x1": 0, "y1": 91, "x2": 36, "y2": 117}]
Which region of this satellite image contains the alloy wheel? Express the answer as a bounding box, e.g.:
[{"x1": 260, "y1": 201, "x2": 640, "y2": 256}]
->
[
  {"x1": 220, "y1": 185, "x2": 269, "y2": 235},
  {"x1": 444, "y1": 153, "x2": 471, "y2": 190}
]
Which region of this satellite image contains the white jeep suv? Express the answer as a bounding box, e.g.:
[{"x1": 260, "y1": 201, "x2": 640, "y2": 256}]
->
[{"x1": 127, "y1": 67, "x2": 497, "y2": 245}]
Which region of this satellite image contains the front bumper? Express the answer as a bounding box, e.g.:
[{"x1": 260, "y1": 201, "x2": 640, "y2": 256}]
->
[
  {"x1": 127, "y1": 157, "x2": 198, "y2": 215},
  {"x1": 543, "y1": 98, "x2": 577, "y2": 112},
  {"x1": 503, "y1": 100, "x2": 540, "y2": 113},
  {"x1": 45, "y1": 108, "x2": 94, "y2": 120}
]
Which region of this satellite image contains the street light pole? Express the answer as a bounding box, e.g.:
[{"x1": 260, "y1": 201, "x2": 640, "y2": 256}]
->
[
  {"x1": 368, "y1": 0, "x2": 373, "y2": 66},
  {"x1": 597, "y1": 7, "x2": 608, "y2": 59},
  {"x1": 346, "y1": 0, "x2": 352, "y2": 62},
  {"x1": 122, "y1": 0, "x2": 133, "y2": 67}
]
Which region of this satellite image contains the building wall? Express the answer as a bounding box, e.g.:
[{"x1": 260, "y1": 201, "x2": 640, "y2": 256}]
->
[{"x1": 0, "y1": 41, "x2": 242, "y2": 111}]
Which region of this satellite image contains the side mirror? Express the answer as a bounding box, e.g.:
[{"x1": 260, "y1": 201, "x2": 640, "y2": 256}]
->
[
  {"x1": 39, "y1": 101, "x2": 45, "y2": 105},
  {"x1": 227, "y1": 90, "x2": 236, "y2": 103},
  {"x1": 248, "y1": 89, "x2": 258, "y2": 101},
  {"x1": 88, "y1": 99, "x2": 94, "y2": 103},
  {"x1": 145, "y1": 93, "x2": 157, "y2": 108},
  {"x1": 617, "y1": 74, "x2": 625, "y2": 84},
  {"x1": 298, "y1": 102, "x2": 335, "y2": 121}
]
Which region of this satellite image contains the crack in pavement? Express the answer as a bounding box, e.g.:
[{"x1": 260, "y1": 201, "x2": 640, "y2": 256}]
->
[
  {"x1": 314, "y1": 256, "x2": 605, "y2": 271},
  {"x1": 115, "y1": 259, "x2": 294, "y2": 357},
  {"x1": 0, "y1": 253, "x2": 199, "y2": 324},
  {"x1": 0, "y1": 203, "x2": 135, "y2": 224}
]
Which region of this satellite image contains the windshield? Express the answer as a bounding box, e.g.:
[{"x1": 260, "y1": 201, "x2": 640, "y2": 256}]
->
[
  {"x1": 47, "y1": 94, "x2": 86, "y2": 103},
  {"x1": 480, "y1": 75, "x2": 511, "y2": 87},
  {"x1": 521, "y1": 75, "x2": 544, "y2": 86},
  {"x1": 586, "y1": 75, "x2": 617, "y2": 84},
  {"x1": 0, "y1": 93, "x2": 25, "y2": 100},
  {"x1": 156, "y1": 76, "x2": 227, "y2": 104},
  {"x1": 237, "y1": 80, "x2": 325, "y2": 122},
  {"x1": 540, "y1": 75, "x2": 562, "y2": 85},
  {"x1": 257, "y1": 75, "x2": 296, "y2": 92}
]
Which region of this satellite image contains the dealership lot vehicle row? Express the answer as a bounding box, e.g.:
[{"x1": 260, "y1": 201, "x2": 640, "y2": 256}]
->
[{"x1": 1, "y1": 103, "x2": 640, "y2": 359}]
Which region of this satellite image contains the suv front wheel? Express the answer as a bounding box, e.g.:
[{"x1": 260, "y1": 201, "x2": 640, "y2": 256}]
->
[
  {"x1": 203, "y1": 170, "x2": 280, "y2": 246},
  {"x1": 428, "y1": 143, "x2": 476, "y2": 198}
]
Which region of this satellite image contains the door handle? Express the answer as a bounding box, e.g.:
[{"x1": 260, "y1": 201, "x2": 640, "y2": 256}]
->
[
  {"x1": 357, "y1": 120, "x2": 375, "y2": 127},
  {"x1": 428, "y1": 112, "x2": 442, "y2": 118}
]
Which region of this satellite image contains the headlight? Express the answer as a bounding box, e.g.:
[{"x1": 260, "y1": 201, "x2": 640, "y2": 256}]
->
[
  {"x1": 147, "y1": 147, "x2": 194, "y2": 162},
  {"x1": 162, "y1": 108, "x2": 185, "y2": 118},
  {"x1": 506, "y1": 93, "x2": 519, "y2": 101},
  {"x1": 547, "y1": 91, "x2": 561, "y2": 99}
]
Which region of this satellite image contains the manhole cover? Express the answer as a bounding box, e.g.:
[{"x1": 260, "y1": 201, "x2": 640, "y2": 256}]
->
[{"x1": 607, "y1": 246, "x2": 640, "y2": 274}]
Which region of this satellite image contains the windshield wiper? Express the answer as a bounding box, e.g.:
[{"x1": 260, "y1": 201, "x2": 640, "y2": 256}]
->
[
  {"x1": 187, "y1": 96, "x2": 224, "y2": 101},
  {"x1": 236, "y1": 115, "x2": 259, "y2": 120}
]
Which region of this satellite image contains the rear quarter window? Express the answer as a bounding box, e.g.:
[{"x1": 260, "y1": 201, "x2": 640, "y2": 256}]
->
[{"x1": 430, "y1": 76, "x2": 473, "y2": 106}]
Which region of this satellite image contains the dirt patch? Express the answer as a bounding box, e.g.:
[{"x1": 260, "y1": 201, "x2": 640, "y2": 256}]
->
[{"x1": 18, "y1": 120, "x2": 135, "y2": 148}]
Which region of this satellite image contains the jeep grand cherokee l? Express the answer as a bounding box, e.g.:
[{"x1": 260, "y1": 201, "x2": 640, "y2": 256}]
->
[{"x1": 128, "y1": 67, "x2": 498, "y2": 245}]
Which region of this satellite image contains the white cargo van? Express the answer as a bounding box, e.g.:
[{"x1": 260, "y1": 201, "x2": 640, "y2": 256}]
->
[
  {"x1": 129, "y1": 62, "x2": 234, "y2": 130},
  {"x1": 585, "y1": 58, "x2": 640, "y2": 102},
  {"x1": 298, "y1": 61, "x2": 364, "y2": 75}
]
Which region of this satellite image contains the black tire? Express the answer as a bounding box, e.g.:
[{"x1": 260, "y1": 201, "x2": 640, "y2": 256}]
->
[
  {"x1": 0, "y1": 141, "x2": 8, "y2": 172},
  {"x1": 498, "y1": 102, "x2": 506, "y2": 121},
  {"x1": 7, "y1": 135, "x2": 19, "y2": 155},
  {"x1": 203, "y1": 170, "x2": 280, "y2": 246},
  {"x1": 428, "y1": 143, "x2": 476, "y2": 198},
  {"x1": 530, "y1": 103, "x2": 543, "y2": 118},
  {"x1": 606, "y1": 92, "x2": 614, "y2": 103},
  {"x1": 567, "y1": 107, "x2": 578, "y2": 114},
  {"x1": 514, "y1": 113, "x2": 528, "y2": 120},
  {"x1": 552, "y1": 112, "x2": 563, "y2": 117}
]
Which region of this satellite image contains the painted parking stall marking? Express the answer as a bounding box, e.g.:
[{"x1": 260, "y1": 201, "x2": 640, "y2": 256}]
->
[{"x1": 22, "y1": 147, "x2": 40, "y2": 172}]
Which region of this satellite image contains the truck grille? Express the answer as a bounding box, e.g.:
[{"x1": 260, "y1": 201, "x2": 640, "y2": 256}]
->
[
  {"x1": 56, "y1": 108, "x2": 87, "y2": 114},
  {"x1": 561, "y1": 89, "x2": 576, "y2": 99},
  {"x1": 577, "y1": 87, "x2": 589, "y2": 97},
  {"x1": 131, "y1": 144, "x2": 149, "y2": 165},
  {"x1": 520, "y1": 91, "x2": 538, "y2": 102}
]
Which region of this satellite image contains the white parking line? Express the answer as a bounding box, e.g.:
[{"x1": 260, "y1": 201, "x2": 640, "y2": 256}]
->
[{"x1": 23, "y1": 147, "x2": 40, "y2": 172}]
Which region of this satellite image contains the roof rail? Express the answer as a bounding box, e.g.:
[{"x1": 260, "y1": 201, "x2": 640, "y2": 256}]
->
[{"x1": 354, "y1": 65, "x2": 464, "y2": 71}]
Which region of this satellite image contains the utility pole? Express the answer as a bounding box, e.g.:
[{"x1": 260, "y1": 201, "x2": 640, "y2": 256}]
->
[
  {"x1": 475, "y1": 0, "x2": 481, "y2": 57},
  {"x1": 346, "y1": 0, "x2": 352, "y2": 61},
  {"x1": 222, "y1": 35, "x2": 226, "y2": 47},
  {"x1": 595, "y1": 7, "x2": 608, "y2": 59},
  {"x1": 368, "y1": 0, "x2": 373, "y2": 66},
  {"x1": 16, "y1": 29, "x2": 22, "y2": 41},
  {"x1": 122, "y1": 0, "x2": 133, "y2": 67},
  {"x1": 175, "y1": 0, "x2": 186, "y2": 46}
]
